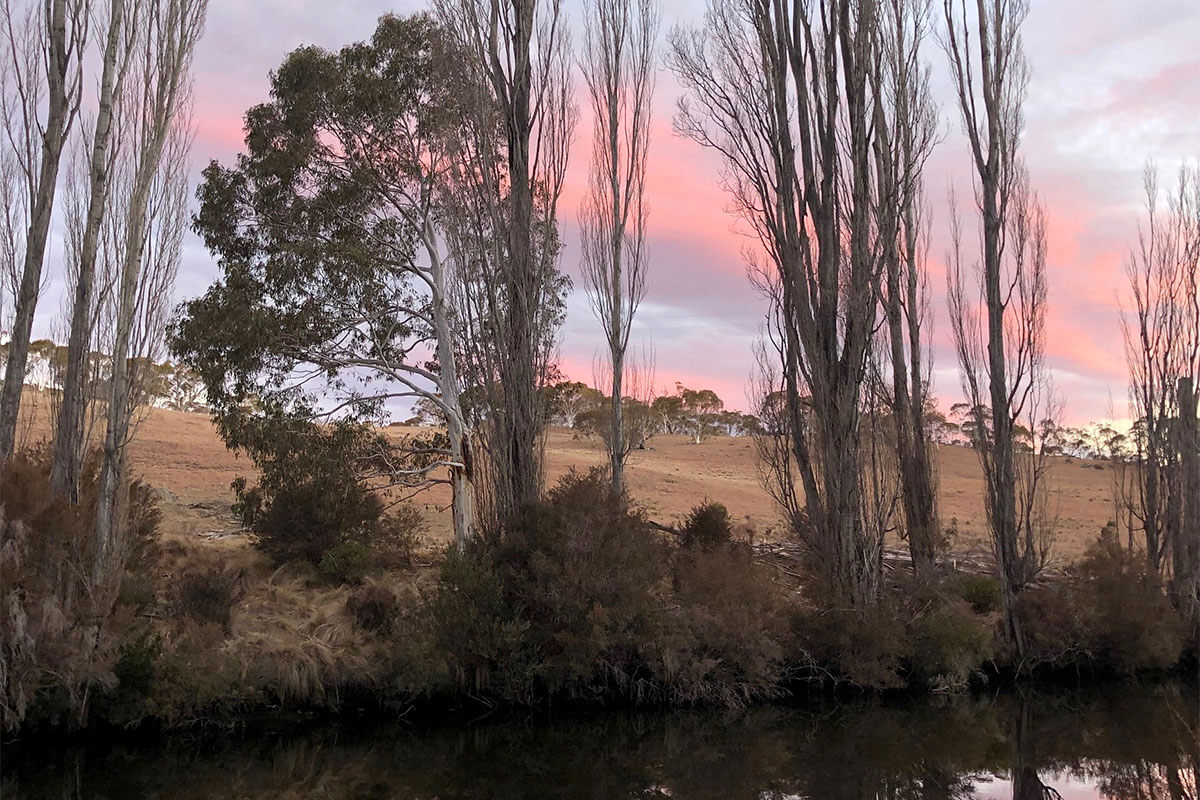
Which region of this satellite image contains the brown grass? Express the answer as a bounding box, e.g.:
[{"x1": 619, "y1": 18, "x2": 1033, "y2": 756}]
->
[{"x1": 19, "y1": 396, "x2": 1117, "y2": 562}]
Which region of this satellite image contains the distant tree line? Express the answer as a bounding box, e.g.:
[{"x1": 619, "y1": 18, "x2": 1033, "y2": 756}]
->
[{"x1": 0, "y1": 337, "x2": 207, "y2": 412}]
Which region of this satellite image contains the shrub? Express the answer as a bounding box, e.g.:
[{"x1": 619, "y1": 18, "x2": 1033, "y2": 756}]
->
[
  {"x1": 91, "y1": 632, "x2": 163, "y2": 728},
  {"x1": 906, "y1": 598, "x2": 993, "y2": 690},
  {"x1": 428, "y1": 548, "x2": 532, "y2": 696},
  {"x1": 371, "y1": 504, "x2": 425, "y2": 569},
  {"x1": 955, "y1": 574, "x2": 1001, "y2": 615},
  {"x1": 319, "y1": 541, "x2": 375, "y2": 585},
  {"x1": 231, "y1": 419, "x2": 389, "y2": 565},
  {"x1": 1020, "y1": 536, "x2": 1186, "y2": 674},
  {"x1": 794, "y1": 603, "x2": 910, "y2": 689},
  {"x1": 346, "y1": 581, "x2": 400, "y2": 633},
  {"x1": 174, "y1": 569, "x2": 239, "y2": 629},
  {"x1": 0, "y1": 448, "x2": 160, "y2": 732},
  {"x1": 681, "y1": 501, "x2": 733, "y2": 550},
  {"x1": 657, "y1": 544, "x2": 791, "y2": 705},
  {"x1": 431, "y1": 469, "x2": 668, "y2": 702}
]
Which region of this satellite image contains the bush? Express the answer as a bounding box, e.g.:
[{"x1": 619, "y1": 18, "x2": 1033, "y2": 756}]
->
[
  {"x1": 955, "y1": 574, "x2": 1001, "y2": 615},
  {"x1": 794, "y1": 602, "x2": 910, "y2": 689},
  {"x1": 319, "y1": 541, "x2": 375, "y2": 585},
  {"x1": 0, "y1": 448, "x2": 160, "y2": 732},
  {"x1": 431, "y1": 469, "x2": 668, "y2": 702},
  {"x1": 1020, "y1": 536, "x2": 1186, "y2": 674},
  {"x1": 91, "y1": 632, "x2": 163, "y2": 728},
  {"x1": 681, "y1": 501, "x2": 733, "y2": 550},
  {"x1": 657, "y1": 543, "x2": 791, "y2": 705},
  {"x1": 174, "y1": 569, "x2": 239, "y2": 629},
  {"x1": 231, "y1": 420, "x2": 389, "y2": 565},
  {"x1": 371, "y1": 504, "x2": 425, "y2": 569},
  {"x1": 345, "y1": 581, "x2": 400, "y2": 633},
  {"x1": 428, "y1": 548, "x2": 532, "y2": 696},
  {"x1": 907, "y1": 598, "x2": 993, "y2": 690}
]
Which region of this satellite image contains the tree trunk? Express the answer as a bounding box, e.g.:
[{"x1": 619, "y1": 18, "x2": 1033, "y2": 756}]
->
[
  {"x1": 1173, "y1": 376, "x2": 1199, "y2": 621},
  {"x1": 93, "y1": 171, "x2": 156, "y2": 587},
  {"x1": 51, "y1": 0, "x2": 127, "y2": 499},
  {"x1": 425, "y1": 218, "x2": 475, "y2": 551},
  {"x1": 0, "y1": 0, "x2": 74, "y2": 459}
]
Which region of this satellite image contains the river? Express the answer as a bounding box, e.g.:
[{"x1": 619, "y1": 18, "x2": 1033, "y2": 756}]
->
[{"x1": 4, "y1": 681, "x2": 1196, "y2": 798}]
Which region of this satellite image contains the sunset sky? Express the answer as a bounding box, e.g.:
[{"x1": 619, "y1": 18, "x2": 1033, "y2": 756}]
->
[{"x1": 93, "y1": 0, "x2": 1200, "y2": 424}]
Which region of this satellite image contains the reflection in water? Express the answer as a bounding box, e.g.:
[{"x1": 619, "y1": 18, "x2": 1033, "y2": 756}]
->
[{"x1": 3, "y1": 682, "x2": 1196, "y2": 799}]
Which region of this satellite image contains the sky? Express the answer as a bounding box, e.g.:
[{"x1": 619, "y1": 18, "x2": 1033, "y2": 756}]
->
[{"x1": 39, "y1": 0, "x2": 1200, "y2": 425}]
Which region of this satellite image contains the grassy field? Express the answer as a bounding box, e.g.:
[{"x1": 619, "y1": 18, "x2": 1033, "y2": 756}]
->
[{"x1": 15, "y1": 394, "x2": 1118, "y2": 563}]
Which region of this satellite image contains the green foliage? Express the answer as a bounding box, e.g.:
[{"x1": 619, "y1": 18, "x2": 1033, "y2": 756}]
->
[
  {"x1": 681, "y1": 501, "x2": 733, "y2": 550},
  {"x1": 430, "y1": 470, "x2": 669, "y2": 702},
  {"x1": 319, "y1": 541, "x2": 376, "y2": 585},
  {"x1": 955, "y1": 573, "x2": 1001, "y2": 615},
  {"x1": 371, "y1": 504, "x2": 425, "y2": 569},
  {"x1": 907, "y1": 599, "x2": 993, "y2": 689},
  {"x1": 795, "y1": 603, "x2": 910, "y2": 689},
  {"x1": 429, "y1": 548, "x2": 533, "y2": 696},
  {"x1": 91, "y1": 633, "x2": 164, "y2": 728},
  {"x1": 230, "y1": 416, "x2": 388, "y2": 565},
  {"x1": 658, "y1": 544, "x2": 791, "y2": 705},
  {"x1": 168, "y1": 13, "x2": 475, "y2": 535}
]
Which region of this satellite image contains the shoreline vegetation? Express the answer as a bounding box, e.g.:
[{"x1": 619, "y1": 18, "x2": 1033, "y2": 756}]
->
[{"x1": 2, "y1": 445, "x2": 1195, "y2": 741}]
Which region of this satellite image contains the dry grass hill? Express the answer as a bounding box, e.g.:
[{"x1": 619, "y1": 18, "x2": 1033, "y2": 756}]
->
[{"x1": 14, "y1": 394, "x2": 1118, "y2": 565}]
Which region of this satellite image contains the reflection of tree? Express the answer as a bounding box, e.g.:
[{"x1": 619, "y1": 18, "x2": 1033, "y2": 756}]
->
[
  {"x1": 1011, "y1": 696, "x2": 1062, "y2": 800},
  {"x1": 5, "y1": 684, "x2": 1197, "y2": 799}
]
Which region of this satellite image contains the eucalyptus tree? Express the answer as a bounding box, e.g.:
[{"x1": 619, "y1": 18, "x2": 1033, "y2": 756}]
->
[
  {"x1": 0, "y1": 0, "x2": 88, "y2": 458},
  {"x1": 942, "y1": 0, "x2": 1055, "y2": 657},
  {"x1": 578, "y1": 0, "x2": 659, "y2": 495},
  {"x1": 435, "y1": 0, "x2": 576, "y2": 528},
  {"x1": 172, "y1": 14, "x2": 481, "y2": 549}
]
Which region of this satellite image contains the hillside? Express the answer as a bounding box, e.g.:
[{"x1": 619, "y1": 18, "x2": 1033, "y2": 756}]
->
[{"x1": 14, "y1": 396, "x2": 1118, "y2": 563}]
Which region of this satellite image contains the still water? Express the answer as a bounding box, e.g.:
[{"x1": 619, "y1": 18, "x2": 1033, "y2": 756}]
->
[{"x1": 4, "y1": 682, "x2": 1197, "y2": 799}]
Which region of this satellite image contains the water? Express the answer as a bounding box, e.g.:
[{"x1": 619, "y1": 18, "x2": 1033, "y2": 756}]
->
[{"x1": 4, "y1": 682, "x2": 1196, "y2": 799}]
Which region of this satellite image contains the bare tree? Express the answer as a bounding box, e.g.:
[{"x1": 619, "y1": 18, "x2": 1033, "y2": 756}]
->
[
  {"x1": 578, "y1": 0, "x2": 658, "y2": 495},
  {"x1": 1120, "y1": 163, "x2": 1200, "y2": 620},
  {"x1": 874, "y1": 0, "x2": 941, "y2": 575},
  {"x1": 942, "y1": 0, "x2": 1055, "y2": 658},
  {"x1": 671, "y1": 0, "x2": 892, "y2": 607},
  {"x1": 93, "y1": 0, "x2": 203, "y2": 593},
  {"x1": 436, "y1": 0, "x2": 576, "y2": 529},
  {"x1": 0, "y1": 0, "x2": 87, "y2": 458},
  {"x1": 50, "y1": 0, "x2": 138, "y2": 499}
]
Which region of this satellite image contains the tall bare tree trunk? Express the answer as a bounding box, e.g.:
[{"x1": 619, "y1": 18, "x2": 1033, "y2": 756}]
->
[
  {"x1": 670, "y1": 0, "x2": 890, "y2": 608},
  {"x1": 1172, "y1": 376, "x2": 1198, "y2": 621},
  {"x1": 876, "y1": 0, "x2": 939, "y2": 575},
  {"x1": 1120, "y1": 164, "x2": 1199, "y2": 617},
  {"x1": 943, "y1": 0, "x2": 1053, "y2": 659},
  {"x1": 436, "y1": 0, "x2": 575, "y2": 529},
  {"x1": 51, "y1": 0, "x2": 133, "y2": 499},
  {"x1": 0, "y1": 0, "x2": 84, "y2": 459},
  {"x1": 579, "y1": 0, "x2": 657, "y2": 496},
  {"x1": 93, "y1": 0, "x2": 203, "y2": 591}
]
